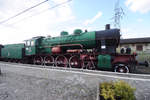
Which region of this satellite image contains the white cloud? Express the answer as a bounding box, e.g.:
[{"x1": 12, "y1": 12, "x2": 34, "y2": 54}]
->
[
  {"x1": 84, "y1": 11, "x2": 102, "y2": 25},
  {"x1": 125, "y1": 0, "x2": 150, "y2": 13},
  {"x1": 0, "y1": 0, "x2": 74, "y2": 44}
]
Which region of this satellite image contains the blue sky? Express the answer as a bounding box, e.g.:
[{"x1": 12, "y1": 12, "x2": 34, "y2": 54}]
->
[
  {"x1": 0, "y1": 0, "x2": 150, "y2": 44},
  {"x1": 72, "y1": 0, "x2": 150, "y2": 38}
]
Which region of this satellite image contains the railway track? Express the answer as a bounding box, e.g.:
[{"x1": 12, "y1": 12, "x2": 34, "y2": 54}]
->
[{"x1": 0, "y1": 61, "x2": 150, "y2": 81}]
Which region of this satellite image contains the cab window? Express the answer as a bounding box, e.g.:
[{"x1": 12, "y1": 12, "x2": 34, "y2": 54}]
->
[
  {"x1": 31, "y1": 41, "x2": 34, "y2": 46},
  {"x1": 26, "y1": 41, "x2": 30, "y2": 46}
]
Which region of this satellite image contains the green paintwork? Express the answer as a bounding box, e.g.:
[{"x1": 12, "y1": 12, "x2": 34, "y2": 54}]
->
[
  {"x1": 98, "y1": 55, "x2": 111, "y2": 69},
  {"x1": 1, "y1": 44, "x2": 25, "y2": 59},
  {"x1": 40, "y1": 30, "x2": 96, "y2": 54},
  {"x1": 73, "y1": 29, "x2": 82, "y2": 35},
  {"x1": 25, "y1": 39, "x2": 36, "y2": 56},
  {"x1": 25, "y1": 37, "x2": 44, "y2": 55},
  {"x1": 60, "y1": 31, "x2": 68, "y2": 36},
  {"x1": 25, "y1": 46, "x2": 36, "y2": 56}
]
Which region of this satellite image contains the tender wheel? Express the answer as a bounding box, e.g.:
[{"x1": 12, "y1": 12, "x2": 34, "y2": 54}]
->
[
  {"x1": 114, "y1": 63, "x2": 129, "y2": 73},
  {"x1": 69, "y1": 55, "x2": 81, "y2": 68},
  {"x1": 55, "y1": 55, "x2": 68, "y2": 67},
  {"x1": 44, "y1": 56, "x2": 54, "y2": 66},
  {"x1": 33, "y1": 56, "x2": 43, "y2": 65}
]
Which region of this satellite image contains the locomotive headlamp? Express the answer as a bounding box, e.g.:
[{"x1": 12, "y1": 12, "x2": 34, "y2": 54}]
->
[{"x1": 101, "y1": 39, "x2": 106, "y2": 49}]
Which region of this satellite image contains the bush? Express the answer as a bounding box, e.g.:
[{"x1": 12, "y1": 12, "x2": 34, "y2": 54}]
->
[{"x1": 100, "y1": 80, "x2": 136, "y2": 100}]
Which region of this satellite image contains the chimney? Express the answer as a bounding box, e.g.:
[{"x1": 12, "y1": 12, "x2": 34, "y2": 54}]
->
[{"x1": 105, "y1": 24, "x2": 110, "y2": 30}]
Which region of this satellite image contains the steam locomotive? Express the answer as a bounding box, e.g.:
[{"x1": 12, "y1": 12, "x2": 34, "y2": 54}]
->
[{"x1": 0, "y1": 24, "x2": 138, "y2": 73}]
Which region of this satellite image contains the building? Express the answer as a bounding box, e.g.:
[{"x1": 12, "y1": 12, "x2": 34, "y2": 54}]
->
[{"x1": 118, "y1": 37, "x2": 150, "y2": 53}]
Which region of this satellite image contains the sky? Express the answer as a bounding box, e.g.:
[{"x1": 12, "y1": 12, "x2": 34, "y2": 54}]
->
[{"x1": 0, "y1": 0, "x2": 150, "y2": 44}]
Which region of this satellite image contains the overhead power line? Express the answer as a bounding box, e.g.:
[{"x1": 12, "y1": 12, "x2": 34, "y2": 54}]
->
[
  {"x1": 5, "y1": 0, "x2": 73, "y2": 26},
  {"x1": 48, "y1": 0, "x2": 72, "y2": 9},
  {"x1": 0, "y1": 0, "x2": 49, "y2": 24}
]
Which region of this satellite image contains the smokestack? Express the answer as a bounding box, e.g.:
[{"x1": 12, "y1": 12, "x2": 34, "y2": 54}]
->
[{"x1": 105, "y1": 24, "x2": 110, "y2": 30}]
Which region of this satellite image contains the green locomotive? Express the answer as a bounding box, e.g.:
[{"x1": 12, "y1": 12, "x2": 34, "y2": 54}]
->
[{"x1": 0, "y1": 25, "x2": 138, "y2": 73}]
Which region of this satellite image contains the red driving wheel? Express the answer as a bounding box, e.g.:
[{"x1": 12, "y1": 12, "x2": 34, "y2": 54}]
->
[{"x1": 55, "y1": 55, "x2": 68, "y2": 67}]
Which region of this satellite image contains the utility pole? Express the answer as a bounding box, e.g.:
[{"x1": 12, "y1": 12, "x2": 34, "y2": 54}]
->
[{"x1": 113, "y1": 0, "x2": 124, "y2": 29}]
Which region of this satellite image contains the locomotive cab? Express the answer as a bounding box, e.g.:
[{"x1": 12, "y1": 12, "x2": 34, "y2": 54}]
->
[{"x1": 25, "y1": 36, "x2": 44, "y2": 56}]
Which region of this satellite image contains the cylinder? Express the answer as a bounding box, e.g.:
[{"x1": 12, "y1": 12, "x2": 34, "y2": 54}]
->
[{"x1": 52, "y1": 46, "x2": 61, "y2": 53}]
